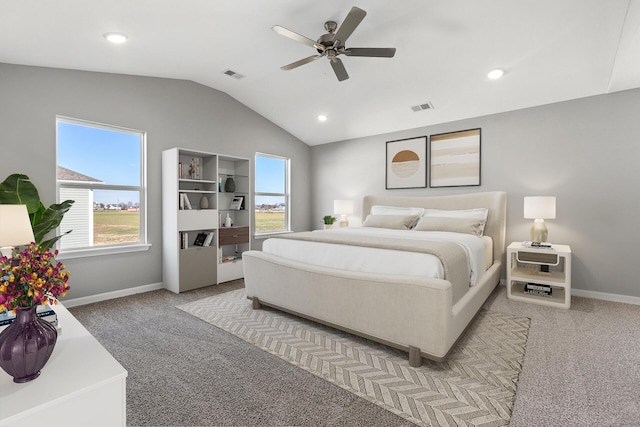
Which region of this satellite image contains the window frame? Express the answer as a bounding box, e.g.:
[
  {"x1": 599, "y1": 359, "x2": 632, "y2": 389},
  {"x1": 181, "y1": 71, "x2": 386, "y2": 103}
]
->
[
  {"x1": 254, "y1": 152, "x2": 291, "y2": 237},
  {"x1": 55, "y1": 116, "x2": 149, "y2": 259}
]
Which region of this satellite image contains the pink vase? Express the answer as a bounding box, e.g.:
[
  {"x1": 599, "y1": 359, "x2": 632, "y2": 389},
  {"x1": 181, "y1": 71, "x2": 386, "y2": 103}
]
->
[{"x1": 0, "y1": 306, "x2": 58, "y2": 383}]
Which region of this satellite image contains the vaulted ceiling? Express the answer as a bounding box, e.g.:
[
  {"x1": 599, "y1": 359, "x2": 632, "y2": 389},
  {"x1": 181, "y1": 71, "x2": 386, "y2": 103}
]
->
[{"x1": 2, "y1": 1, "x2": 639, "y2": 145}]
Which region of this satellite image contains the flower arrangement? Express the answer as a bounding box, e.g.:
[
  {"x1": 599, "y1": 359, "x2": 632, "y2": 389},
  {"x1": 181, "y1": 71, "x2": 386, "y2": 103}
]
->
[{"x1": 0, "y1": 243, "x2": 70, "y2": 312}]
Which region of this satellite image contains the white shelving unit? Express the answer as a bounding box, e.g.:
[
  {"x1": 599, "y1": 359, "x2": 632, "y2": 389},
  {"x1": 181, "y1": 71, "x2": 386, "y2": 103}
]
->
[
  {"x1": 506, "y1": 242, "x2": 572, "y2": 308},
  {"x1": 162, "y1": 148, "x2": 251, "y2": 293},
  {"x1": 217, "y1": 155, "x2": 251, "y2": 283}
]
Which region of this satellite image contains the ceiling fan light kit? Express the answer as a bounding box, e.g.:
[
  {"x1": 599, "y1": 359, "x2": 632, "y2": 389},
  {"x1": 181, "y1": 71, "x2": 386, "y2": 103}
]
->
[{"x1": 273, "y1": 6, "x2": 396, "y2": 81}]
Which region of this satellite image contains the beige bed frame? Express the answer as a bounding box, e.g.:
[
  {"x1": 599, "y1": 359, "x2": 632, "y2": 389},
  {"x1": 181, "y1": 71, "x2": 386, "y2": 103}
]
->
[{"x1": 243, "y1": 191, "x2": 506, "y2": 366}]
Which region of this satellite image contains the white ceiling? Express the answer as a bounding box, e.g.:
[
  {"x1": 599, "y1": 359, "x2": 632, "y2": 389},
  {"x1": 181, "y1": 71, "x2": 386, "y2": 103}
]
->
[{"x1": 2, "y1": 0, "x2": 639, "y2": 146}]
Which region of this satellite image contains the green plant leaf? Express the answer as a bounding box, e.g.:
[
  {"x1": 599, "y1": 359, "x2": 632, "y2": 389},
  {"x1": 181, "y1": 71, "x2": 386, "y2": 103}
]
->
[
  {"x1": 40, "y1": 229, "x2": 72, "y2": 250},
  {"x1": 0, "y1": 174, "x2": 41, "y2": 213},
  {"x1": 32, "y1": 200, "x2": 74, "y2": 248}
]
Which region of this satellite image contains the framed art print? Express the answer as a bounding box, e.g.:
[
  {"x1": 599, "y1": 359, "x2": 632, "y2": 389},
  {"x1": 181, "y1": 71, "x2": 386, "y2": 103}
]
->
[
  {"x1": 429, "y1": 128, "x2": 481, "y2": 187},
  {"x1": 385, "y1": 136, "x2": 427, "y2": 189}
]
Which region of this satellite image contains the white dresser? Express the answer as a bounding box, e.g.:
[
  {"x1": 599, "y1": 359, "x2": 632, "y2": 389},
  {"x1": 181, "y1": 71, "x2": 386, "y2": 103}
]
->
[{"x1": 0, "y1": 303, "x2": 127, "y2": 426}]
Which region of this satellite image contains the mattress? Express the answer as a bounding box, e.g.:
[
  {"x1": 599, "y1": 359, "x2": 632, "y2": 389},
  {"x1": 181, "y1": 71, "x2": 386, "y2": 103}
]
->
[{"x1": 262, "y1": 227, "x2": 492, "y2": 286}]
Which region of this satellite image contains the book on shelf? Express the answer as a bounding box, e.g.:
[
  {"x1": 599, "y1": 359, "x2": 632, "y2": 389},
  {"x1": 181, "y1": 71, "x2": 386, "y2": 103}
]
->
[
  {"x1": 181, "y1": 232, "x2": 189, "y2": 249},
  {"x1": 524, "y1": 283, "x2": 552, "y2": 296},
  {"x1": 203, "y1": 232, "x2": 214, "y2": 247},
  {"x1": 0, "y1": 305, "x2": 58, "y2": 330},
  {"x1": 179, "y1": 193, "x2": 192, "y2": 210},
  {"x1": 193, "y1": 232, "x2": 207, "y2": 246}
]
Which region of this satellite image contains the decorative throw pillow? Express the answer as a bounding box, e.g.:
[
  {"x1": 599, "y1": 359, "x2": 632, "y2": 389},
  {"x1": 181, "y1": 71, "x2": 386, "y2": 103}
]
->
[
  {"x1": 413, "y1": 216, "x2": 485, "y2": 237},
  {"x1": 362, "y1": 214, "x2": 420, "y2": 230},
  {"x1": 422, "y1": 208, "x2": 488, "y2": 235}
]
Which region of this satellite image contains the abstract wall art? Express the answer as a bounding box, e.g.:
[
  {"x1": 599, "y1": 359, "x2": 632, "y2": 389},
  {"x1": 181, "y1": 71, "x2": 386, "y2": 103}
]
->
[{"x1": 385, "y1": 136, "x2": 427, "y2": 189}]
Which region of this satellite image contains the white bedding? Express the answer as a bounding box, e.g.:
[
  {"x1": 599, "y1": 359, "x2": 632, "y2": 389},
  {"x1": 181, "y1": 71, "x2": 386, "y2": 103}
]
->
[{"x1": 262, "y1": 227, "x2": 491, "y2": 286}]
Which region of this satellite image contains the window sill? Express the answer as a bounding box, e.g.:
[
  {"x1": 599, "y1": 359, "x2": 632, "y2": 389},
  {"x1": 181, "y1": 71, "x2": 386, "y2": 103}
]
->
[
  {"x1": 57, "y1": 243, "x2": 152, "y2": 260},
  {"x1": 254, "y1": 231, "x2": 294, "y2": 240}
]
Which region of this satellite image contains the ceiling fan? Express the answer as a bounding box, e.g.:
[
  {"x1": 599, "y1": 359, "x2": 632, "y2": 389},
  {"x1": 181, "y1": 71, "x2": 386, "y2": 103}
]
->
[{"x1": 273, "y1": 6, "x2": 396, "y2": 81}]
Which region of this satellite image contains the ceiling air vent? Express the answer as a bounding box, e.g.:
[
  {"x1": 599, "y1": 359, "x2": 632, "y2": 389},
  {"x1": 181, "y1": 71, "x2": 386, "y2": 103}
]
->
[
  {"x1": 411, "y1": 102, "x2": 434, "y2": 112},
  {"x1": 222, "y1": 69, "x2": 245, "y2": 79}
]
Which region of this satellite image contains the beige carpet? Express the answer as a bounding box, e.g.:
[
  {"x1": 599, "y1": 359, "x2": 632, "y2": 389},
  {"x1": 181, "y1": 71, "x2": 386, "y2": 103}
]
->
[{"x1": 178, "y1": 289, "x2": 530, "y2": 427}]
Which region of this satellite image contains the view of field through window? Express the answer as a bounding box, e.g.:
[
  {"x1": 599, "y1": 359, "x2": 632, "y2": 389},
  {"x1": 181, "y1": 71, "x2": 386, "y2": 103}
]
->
[
  {"x1": 255, "y1": 154, "x2": 289, "y2": 233},
  {"x1": 254, "y1": 211, "x2": 285, "y2": 233},
  {"x1": 93, "y1": 211, "x2": 140, "y2": 245},
  {"x1": 57, "y1": 118, "x2": 144, "y2": 249}
]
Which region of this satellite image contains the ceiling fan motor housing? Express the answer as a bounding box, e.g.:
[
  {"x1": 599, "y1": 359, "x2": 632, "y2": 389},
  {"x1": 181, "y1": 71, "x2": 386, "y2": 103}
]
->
[{"x1": 317, "y1": 32, "x2": 339, "y2": 53}]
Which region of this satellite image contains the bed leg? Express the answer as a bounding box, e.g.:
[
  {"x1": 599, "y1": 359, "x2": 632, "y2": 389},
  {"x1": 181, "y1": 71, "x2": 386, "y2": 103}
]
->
[
  {"x1": 409, "y1": 346, "x2": 422, "y2": 367},
  {"x1": 252, "y1": 297, "x2": 262, "y2": 310}
]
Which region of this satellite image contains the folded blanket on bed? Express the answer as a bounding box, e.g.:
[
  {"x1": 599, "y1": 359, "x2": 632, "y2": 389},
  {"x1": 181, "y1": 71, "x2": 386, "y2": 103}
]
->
[{"x1": 274, "y1": 231, "x2": 470, "y2": 303}]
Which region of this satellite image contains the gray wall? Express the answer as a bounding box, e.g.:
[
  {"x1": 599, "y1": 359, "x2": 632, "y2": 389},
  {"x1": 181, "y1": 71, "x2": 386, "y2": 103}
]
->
[
  {"x1": 311, "y1": 88, "x2": 640, "y2": 299},
  {"x1": 3, "y1": 61, "x2": 638, "y2": 300},
  {"x1": 0, "y1": 63, "x2": 311, "y2": 300}
]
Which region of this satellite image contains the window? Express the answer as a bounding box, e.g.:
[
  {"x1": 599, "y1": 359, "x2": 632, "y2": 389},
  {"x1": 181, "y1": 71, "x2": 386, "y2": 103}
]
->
[
  {"x1": 56, "y1": 117, "x2": 147, "y2": 255},
  {"x1": 255, "y1": 153, "x2": 290, "y2": 235}
]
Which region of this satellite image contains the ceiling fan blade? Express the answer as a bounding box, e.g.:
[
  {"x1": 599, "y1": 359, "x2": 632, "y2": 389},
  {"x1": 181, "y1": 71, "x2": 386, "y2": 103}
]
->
[
  {"x1": 344, "y1": 47, "x2": 396, "y2": 58},
  {"x1": 330, "y1": 58, "x2": 349, "y2": 81},
  {"x1": 281, "y1": 55, "x2": 322, "y2": 71},
  {"x1": 333, "y1": 7, "x2": 366, "y2": 45},
  {"x1": 272, "y1": 25, "x2": 325, "y2": 51}
]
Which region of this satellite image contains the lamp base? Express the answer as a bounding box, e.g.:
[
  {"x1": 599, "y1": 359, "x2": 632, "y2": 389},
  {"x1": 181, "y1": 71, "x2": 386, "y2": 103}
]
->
[
  {"x1": 338, "y1": 214, "x2": 349, "y2": 228},
  {"x1": 530, "y1": 219, "x2": 548, "y2": 243},
  {"x1": 0, "y1": 246, "x2": 13, "y2": 258}
]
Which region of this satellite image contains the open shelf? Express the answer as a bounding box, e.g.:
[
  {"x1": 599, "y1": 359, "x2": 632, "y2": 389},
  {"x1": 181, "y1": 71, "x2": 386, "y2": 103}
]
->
[{"x1": 508, "y1": 281, "x2": 567, "y2": 307}]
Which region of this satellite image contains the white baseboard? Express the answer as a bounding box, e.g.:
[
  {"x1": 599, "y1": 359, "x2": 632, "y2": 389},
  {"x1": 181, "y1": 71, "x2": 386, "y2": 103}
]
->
[
  {"x1": 63, "y1": 281, "x2": 640, "y2": 309},
  {"x1": 62, "y1": 282, "x2": 164, "y2": 308},
  {"x1": 571, "y1": 288, "x2": 640, "y2": 306},
  {"x1": 499, "y1": 279, "x2": 639, "y2": 306}
]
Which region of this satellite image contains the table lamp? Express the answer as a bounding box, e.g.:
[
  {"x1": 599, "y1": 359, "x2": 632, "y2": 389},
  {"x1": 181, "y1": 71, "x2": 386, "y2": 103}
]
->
[
  {"x1": 0, "y1": 205, "x2": 35, "y2": 258},
  {"x1": 524, "y1": 196, "x2": 556, "y2": 243},
  {"x1": 334, "y1": 200, "x2": 354, "y2": 228}
]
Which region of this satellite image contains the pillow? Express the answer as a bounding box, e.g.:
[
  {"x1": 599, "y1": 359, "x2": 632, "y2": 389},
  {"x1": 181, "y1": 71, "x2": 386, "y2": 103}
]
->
[
  {"x1": 362, "y1": 214, "x2": 420, "y2": 230},
  {"x1": 370, "y1": 205, "x2": 425, "y2": 217},
  {"x1": 413, "y1": 216, "x2": 486, "y2": 237},
  {"x1": 422, "y1": 208, "x2": 489, "y2": 235}
]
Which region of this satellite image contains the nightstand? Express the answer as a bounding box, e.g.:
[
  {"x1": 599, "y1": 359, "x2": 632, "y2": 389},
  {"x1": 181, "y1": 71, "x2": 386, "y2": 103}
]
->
[{"x1": 506, "y1": 242, "x2": 572, "y2": 308}]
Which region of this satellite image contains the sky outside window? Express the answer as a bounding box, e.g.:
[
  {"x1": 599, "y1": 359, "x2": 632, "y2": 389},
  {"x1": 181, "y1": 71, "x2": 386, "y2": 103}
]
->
[
  {"x1": 255, "y1": 155, "x2": 286, "y2": 194},
  {"x1": 57, "y1": 121, "x2": 141, "y2": 205}
]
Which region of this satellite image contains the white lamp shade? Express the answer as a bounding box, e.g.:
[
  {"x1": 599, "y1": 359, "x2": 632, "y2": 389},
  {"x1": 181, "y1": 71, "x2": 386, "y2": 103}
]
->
[
  {"x1": 333, "y1": 199, "x2": 354, "y2": 215},
  {"x1": 0, "y1": 204, "x2": 35, "y2": 248},
  {"x1": 524, "y1": 197, "x2": 556, "y2": 219}
]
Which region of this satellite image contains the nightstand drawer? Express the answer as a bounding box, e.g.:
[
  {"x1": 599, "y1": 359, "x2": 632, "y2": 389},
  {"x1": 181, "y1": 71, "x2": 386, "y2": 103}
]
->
[
  {"x1": 219, "y1": 226, "x2": 249, "y2": 245},
  {"x1": 517, "y1": 251, "x2": 559, "y2": 265}
]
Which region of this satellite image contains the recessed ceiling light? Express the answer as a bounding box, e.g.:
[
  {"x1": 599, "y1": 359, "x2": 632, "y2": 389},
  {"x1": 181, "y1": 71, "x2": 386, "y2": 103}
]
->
[
  {"x1": 104, "y1": 33, "x2": 128, "y2": 44},
  {"x1": 317, "y1": 114, "x2": 328, "y2": 122},
  {"x1": 487, "y1": 69, "x2": 504, "y2": 80}
]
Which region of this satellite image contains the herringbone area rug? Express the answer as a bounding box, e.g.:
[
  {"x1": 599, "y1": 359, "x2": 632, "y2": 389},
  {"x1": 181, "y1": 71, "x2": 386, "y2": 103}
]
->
[{"x1": 178, "y1": 289, "x2": 530, "y2": 426}]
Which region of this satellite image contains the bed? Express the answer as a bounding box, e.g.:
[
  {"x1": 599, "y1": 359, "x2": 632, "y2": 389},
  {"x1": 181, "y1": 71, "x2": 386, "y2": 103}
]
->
[{"x1": 243, "y1": 191, "x2": 506, "y2": 366}]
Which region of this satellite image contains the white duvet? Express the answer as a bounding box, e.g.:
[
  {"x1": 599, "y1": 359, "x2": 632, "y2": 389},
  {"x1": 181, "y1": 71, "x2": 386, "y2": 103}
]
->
[{"x1": 262, "y1": 227, "x2": 491, "y2": 286}]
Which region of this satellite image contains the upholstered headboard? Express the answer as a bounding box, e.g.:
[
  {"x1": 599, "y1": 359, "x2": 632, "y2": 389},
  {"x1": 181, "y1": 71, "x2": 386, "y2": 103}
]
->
[{"x1": 362, "y1": 192, "x2": 507, "y2": 265}]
